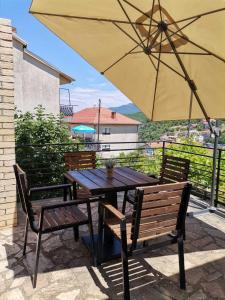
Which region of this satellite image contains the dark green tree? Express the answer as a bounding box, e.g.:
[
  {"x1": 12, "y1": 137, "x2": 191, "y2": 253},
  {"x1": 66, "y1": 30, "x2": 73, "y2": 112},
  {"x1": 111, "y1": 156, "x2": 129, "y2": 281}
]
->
[{"x1": 15, "y1": 106, "x2": 75, "y2": 193}]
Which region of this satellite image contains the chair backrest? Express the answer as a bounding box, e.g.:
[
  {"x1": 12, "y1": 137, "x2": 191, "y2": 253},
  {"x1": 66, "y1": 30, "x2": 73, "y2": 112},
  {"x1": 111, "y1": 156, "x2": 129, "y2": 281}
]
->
[
  {"x1": 64, "y1": 151, "x2": 96, "y2": 170},
  {"x1": 13, "y1": 164, "x2": 35, "y2": 227},
  {"x1": 131, "y1": 182, "x2": 191, "y2": 248},
  {"x1": 160, "y1": 155, "x2": 190, "y2": 184}
]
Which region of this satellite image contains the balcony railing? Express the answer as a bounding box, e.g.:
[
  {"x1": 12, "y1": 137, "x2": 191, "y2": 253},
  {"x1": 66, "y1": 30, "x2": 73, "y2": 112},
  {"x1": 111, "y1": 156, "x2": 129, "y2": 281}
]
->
[{"x1": 14, "y1": 141, "x2": 225, "y2": 207}]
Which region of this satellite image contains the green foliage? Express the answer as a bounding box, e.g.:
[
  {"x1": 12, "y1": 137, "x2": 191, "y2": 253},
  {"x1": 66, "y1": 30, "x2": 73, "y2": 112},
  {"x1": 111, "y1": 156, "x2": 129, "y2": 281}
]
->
[
  {"x1": 139, "y1": 120, "x2": 190, "y2": 141},
  {"x1": 15, "y1": 106, "x2": 75, "y2": 196},
  {"x1": 116, "y1": 149, "x2": 162, "y2": 176},
  {"x1": 166, "y1": 138, "x2": 213, "y2": 191},
  {"x1": 15, "y1": 105, "x2": 71, "y2": 145}
]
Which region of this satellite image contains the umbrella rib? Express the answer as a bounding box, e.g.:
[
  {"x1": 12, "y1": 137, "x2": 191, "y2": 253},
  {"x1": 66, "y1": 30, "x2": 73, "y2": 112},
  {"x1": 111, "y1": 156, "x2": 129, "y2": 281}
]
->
[
  {"x1": 168, "y1": 8, "x2": 225, "y2": 26},
  {"x1": 151, "y1": 51, "x2": 211, "y2": 55},
  {"x1": 147, "y1": 0, "x2": 156, "y2": 48},
  {"x1": 113, "y1": 22, "x2": 144, "y2": 49},
  {"x1": 167, "y1": 28, "x2": 225, "y2": 63},
  {"x1": 154, "y1": 16, "x2": 200, "y2": 51},
  {"x1": 29, "y1": 11, "x2": 151, "y2": 26},
  {"x1": 158, "y1": 0, "x2": 163, "y2": 22},
  {"x1": 164, "y1": 30, "x2": 212, "y2": 130},
  {"x1": 101, "y1": 38, "x2": 148, "y2": 74},
  {"x1": 122, "y1": 0, "x2": 158, "y2": 25},
  {"x1": 150, "y1": 53, "x2": 186, "y2": 79},
  {"x1": 147, "y1": 55, "x2": 157, "y2": 71},
  {"x1": 151, "y1": 32, "x2": 163, "y2": 120},
  {"x1": 117, "y1": 0, "x2": 146, "y2": 49}
]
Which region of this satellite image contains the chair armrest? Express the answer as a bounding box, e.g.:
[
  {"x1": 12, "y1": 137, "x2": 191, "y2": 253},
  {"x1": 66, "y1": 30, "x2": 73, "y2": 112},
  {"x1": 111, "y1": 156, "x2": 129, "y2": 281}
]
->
[
  {"x1": 30, "y1": 183, "x2": 72, "y2": 194},
  {"x1": 41, "y1": 198, "x2": 90, "y2": 211},
  {"x1": 101, "y1": 202, "x2": 125, "y2": 221}
]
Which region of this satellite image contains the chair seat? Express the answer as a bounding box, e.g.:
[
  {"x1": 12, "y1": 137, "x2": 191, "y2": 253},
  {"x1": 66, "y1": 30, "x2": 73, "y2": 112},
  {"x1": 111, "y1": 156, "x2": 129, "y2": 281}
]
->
[
  {"x1": 76, "y1": 189, "x2": 93, "y2": 199},
  {"x1": 105, "y1": 216, "x2": 176, "y2": 244},
  {"x1": 37, "y1": 205, "x2": 88, "y2": 231},
  {"x1": 105, "y1": 217, "x2": 133, "y2": 244},
  {"x1": 75, "y1": 189, "x2": 102, "y2": 201}
]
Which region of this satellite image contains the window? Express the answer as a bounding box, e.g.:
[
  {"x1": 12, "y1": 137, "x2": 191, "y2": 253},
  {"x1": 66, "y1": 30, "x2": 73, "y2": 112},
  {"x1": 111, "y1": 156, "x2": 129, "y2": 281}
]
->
[
  {"x1": 102, "y1": 127, "x2": 111, "y2": 135},
  {"x1": 102, "y1": 144, "x2": 111, "y2": 151}
]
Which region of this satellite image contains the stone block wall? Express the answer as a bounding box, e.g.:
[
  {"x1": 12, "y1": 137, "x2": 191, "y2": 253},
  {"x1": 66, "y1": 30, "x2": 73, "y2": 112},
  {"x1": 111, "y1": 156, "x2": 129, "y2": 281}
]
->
[{"x1": 0, "y1": 18, "x2": 17, "y2": 228}]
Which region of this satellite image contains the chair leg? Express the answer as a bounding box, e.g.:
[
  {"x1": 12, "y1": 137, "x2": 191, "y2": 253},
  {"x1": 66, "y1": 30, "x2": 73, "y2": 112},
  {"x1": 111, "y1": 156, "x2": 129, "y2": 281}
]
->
[
  {"x1": 33, "y1": 233, "x2": 42, "y2": 288},
  {"x1": 178, "y1": 236, "x2": 186, "y2": 290},
  {"x1": 69, "y1": 186, "x2": 73, "y2": 200},
  {"x1": 122, "y1": 191, "x2": 127, "y2": 214},
  {"x1": 97, "y1": 204, "x2": 104, "y2": 265},
  {"x1": 73, "y1": 182, "x2": 77, "y2": 200},
  {"x1": 23, "y1": 216, "x2": 29, "y2": 256},
  {"x1": 73, "y1": 226, "x2": 79, "y2": 241},
  {"x1": 121, "y1": 228, "x2": 130, "y2": 300},
  {"x1": 88, "y1": 216, "x2": 96, "y2": 266}
]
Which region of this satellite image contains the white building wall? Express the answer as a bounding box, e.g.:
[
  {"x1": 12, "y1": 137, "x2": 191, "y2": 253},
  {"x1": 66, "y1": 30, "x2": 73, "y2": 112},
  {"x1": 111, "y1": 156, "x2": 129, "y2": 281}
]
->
[
  {"x1": 13, "y1": 38, "x2": 60, "y2": 115},
  {"x1": 98, "y1": 124, "x2": 139, "y2": 158}
]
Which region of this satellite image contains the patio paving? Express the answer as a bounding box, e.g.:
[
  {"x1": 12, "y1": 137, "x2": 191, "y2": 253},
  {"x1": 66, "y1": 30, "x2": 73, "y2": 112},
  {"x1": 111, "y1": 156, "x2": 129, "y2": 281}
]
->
[{"x1": 0, "y1": 193, "x2": 225, "y2": 300}]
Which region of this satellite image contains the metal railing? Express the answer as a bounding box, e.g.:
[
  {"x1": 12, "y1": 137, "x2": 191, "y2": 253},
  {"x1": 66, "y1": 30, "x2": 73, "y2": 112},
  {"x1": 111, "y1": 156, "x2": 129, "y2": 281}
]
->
[{"x1": 15, "y1": 141, "x2": 225, "y2": 207}]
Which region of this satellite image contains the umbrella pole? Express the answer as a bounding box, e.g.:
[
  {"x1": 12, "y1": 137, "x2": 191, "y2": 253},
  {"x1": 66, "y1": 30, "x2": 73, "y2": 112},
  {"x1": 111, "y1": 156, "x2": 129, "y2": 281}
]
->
[
  {"x1": 209, "y1": 120, "x2": 220, "y2": 211},
  {"x1": 187, "y1": 91, "x2": 193, "y2": 138},
  {"x1": 163, "y1": 26, "x2": 220, "y2": 214}
]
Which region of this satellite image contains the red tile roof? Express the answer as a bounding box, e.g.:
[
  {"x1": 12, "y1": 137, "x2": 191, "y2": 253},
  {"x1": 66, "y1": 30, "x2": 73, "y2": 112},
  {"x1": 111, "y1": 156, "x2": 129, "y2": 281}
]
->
[{"x1": 66, "y1": 107, "x2": 141, "y2": 125}]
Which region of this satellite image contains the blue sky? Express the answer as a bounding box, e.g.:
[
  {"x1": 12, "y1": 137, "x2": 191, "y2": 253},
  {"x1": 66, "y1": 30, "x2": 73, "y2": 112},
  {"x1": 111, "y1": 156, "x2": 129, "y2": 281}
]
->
[{"x1": 0, "y1": 0, "x2": 131, "y2": 110}]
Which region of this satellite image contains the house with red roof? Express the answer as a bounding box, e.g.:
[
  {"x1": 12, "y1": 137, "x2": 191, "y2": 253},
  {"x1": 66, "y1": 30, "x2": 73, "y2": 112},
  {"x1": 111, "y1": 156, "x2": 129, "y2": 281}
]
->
[{"x1": 65, "y1": 107, "x2": 141, "y2": 156}]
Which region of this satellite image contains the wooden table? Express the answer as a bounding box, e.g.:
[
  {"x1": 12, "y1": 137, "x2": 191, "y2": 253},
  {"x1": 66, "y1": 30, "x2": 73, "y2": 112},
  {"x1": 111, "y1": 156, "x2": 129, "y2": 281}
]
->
[{"x1": 64, "y1": 167, "x2": 159, "y2": 263}]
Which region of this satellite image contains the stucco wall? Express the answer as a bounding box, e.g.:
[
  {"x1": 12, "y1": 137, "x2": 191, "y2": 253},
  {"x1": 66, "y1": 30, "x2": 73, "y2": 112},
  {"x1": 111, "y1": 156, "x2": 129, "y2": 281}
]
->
[
  {"x1": 98, "y1": 124, "x2": 139, "y2": 158},
  {"x1": 0, "y1": 19, "x2": 17, "y2": 228},
  {"x1": 13, "y1": 38, "x2": 60, "y2": 115}
]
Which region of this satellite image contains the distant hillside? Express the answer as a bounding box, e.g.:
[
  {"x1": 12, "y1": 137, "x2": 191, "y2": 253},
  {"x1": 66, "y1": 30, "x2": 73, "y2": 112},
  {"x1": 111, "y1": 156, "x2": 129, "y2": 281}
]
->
[
  {"x1": 125, "y1": 112, "x2": 147, "y2": 123},
  {"x1": 110, "y1": 103, "x2": 139, "y2": 115}
]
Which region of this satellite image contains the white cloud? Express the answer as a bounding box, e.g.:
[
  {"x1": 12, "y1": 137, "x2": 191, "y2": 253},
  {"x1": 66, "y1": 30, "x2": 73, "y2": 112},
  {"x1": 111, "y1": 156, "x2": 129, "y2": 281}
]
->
[{"x1": 60, "y1": 86, "x2": 131, "y2": 111}]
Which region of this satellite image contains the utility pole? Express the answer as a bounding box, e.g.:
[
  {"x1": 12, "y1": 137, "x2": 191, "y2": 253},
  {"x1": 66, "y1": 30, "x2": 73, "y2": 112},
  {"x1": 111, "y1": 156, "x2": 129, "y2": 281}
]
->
[{"x1": 97, "y1": 99, "x2": 101, "y2": 149}]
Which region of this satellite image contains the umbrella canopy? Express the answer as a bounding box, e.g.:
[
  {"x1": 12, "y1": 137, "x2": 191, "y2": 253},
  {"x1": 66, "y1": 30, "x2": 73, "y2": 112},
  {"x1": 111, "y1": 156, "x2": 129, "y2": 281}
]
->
[
  {"x1": 30, "y1": 1, "x2": 225, "y2": 123},
  {"x1": 72, "y1": 125, "x2": 96, "y2": 133}
]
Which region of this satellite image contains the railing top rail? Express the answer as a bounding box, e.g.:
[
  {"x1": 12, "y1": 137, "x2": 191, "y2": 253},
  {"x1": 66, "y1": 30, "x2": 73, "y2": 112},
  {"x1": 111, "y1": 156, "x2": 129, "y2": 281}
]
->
[
  {"x1": 15, "y1": 141, "x2": 148, "y2": 148},
  {"x1": 15, "y1": 140, "x2": 225, "y2": 154},
  {"x1": 165, "y1": 141, "x2": 225, "y2": 151}
]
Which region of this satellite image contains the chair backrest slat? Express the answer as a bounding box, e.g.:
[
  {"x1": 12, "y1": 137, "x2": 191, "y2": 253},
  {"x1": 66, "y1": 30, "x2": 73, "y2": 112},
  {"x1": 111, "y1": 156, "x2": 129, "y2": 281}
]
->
[
  {"x1": 64, "y1": 151, "x2": 96, "y2": 170},
  {"x1": 160, "y1": 155, "x2": 190, "y2": 184},
  {"x1": 131, "y1": 182, "x2": 191, "y2": 247}
]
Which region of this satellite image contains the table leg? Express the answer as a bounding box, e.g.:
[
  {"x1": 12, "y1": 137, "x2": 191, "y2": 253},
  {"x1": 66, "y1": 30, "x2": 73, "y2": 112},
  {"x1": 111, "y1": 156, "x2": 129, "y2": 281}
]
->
[
  {"x1": 103, "y1": 191, "x2": 117, "y2": 244},
  {"x1": 82, "y1": 191, "x2": 122, "y2": 265}
]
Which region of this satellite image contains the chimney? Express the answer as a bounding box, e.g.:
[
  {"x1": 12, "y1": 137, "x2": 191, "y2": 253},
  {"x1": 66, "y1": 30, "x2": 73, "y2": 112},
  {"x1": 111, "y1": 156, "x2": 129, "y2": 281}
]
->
[{"x1": 111, "y1": 111, "x2": 116, "y2": 119}]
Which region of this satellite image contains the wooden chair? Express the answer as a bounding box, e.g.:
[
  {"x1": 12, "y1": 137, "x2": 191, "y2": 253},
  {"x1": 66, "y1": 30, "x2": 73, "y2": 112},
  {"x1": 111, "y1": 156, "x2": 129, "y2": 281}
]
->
[
  {"x1": 64, "y1": 151, "x2": 97, "y2": 199},
  {"x1": 13, "y1": 164, "x2": 95, "y2": 288},
  {"x1": 122, "y1": 155, "x2": 190, "y2": 213},
  {"x1": 98, "y1": 182, "x2": 192, "y2": 300}
]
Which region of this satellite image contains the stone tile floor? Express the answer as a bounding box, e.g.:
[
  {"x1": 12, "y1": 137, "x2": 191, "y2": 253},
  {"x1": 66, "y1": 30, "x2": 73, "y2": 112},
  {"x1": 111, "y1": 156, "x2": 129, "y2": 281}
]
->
[{"x1": 0, "y1": 194, "x2": 225, "y2": 300}]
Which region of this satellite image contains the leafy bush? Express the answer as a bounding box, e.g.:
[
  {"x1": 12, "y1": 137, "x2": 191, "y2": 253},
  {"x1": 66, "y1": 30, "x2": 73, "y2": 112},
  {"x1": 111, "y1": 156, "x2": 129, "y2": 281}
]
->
[
  {"x1": 166, "y1": 138, "x2": 213, "y2": 192},
  {"x1": 116, "y1": 149, "x2": 162, "y2": 176},
  {"x1": 15, "y1": 106, "x2": 75, "y2": 194}
]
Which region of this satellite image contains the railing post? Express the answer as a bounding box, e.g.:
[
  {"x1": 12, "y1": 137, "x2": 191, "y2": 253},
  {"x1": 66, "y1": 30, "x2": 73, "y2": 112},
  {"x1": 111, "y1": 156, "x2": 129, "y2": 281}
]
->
[{"x1": 215, "y1": 149, "x2": 222, "y2": 207}]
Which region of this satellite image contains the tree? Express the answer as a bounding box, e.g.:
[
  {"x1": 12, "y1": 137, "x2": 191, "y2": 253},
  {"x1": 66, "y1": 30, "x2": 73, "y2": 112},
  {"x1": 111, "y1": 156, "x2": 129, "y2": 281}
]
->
[{"x1": 15, "y1": 106, "x2": 75, "y2": 194}]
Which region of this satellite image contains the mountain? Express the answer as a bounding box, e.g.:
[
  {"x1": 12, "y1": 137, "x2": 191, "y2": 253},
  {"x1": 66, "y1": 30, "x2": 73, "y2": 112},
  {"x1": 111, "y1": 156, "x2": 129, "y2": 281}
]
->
[
  {"x1": 110, "y1": 103, "x2": 139, "y2": 115},
  {"x1": 124, "y1": 112, "x2": 148, "y2": 123}
]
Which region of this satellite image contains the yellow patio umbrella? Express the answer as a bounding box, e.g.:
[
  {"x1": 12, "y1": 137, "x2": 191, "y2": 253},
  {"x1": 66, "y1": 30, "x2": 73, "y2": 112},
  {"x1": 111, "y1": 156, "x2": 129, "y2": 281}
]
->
[
  {"x1": 29, "y1": 1, "x2": 225, "y2": 208},
  {"x1": 30, "y1": 0, "x2": 225, "y2": 126}
]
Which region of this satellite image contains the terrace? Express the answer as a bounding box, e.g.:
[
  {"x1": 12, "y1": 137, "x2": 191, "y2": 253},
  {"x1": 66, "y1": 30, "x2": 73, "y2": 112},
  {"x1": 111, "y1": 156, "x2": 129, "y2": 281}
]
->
[{"x1": 0, "y1": 141, "x2": 225, "y2": 299}]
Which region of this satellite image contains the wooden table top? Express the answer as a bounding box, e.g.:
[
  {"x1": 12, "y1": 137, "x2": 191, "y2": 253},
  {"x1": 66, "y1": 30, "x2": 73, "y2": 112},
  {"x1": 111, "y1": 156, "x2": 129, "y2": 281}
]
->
[{"x1": 65, "y1": 167, "x2": 159, "y2": 195}]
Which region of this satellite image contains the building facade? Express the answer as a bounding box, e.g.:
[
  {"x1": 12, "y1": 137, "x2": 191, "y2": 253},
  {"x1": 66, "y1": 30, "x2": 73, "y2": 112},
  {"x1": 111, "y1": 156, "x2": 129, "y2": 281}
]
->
[
  {"x1": 66, "y1": 107, "x2": 140, "y2": 157},
  {"x1": 13, "y1": 31, "x2": 74, "y2": 115}
]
